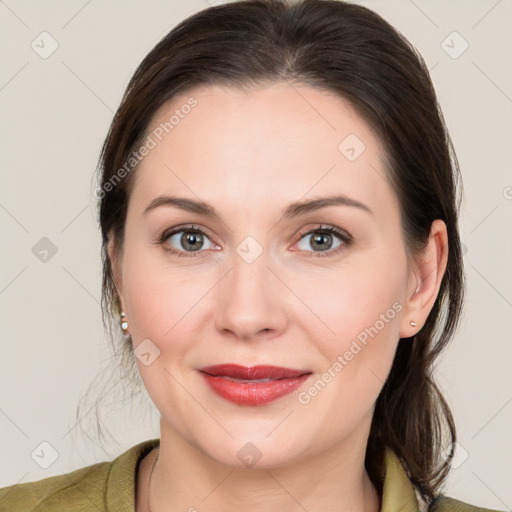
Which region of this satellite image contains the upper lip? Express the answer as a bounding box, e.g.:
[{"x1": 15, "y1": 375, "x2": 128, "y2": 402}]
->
[{"x1": 199, "y1": 364, "x2": 312, "y2": 380}]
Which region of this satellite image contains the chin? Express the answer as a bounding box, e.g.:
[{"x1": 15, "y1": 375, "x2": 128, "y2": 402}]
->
[{"x1": 198, "y1": 431, "x2": 309, "y2": 470}]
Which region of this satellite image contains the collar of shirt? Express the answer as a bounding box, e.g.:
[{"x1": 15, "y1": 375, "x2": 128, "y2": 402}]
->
[
  {"x1": 106, "y1": 439, "x2": 427, "y2": 512},
  {"x1": 379, "y1": 446, "x2": 429, "y2": 512}
]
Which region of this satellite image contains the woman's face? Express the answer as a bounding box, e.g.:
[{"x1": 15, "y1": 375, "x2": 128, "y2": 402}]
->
[{"x1": 112, "y1": 81, "x2": 425, "y2": 467}]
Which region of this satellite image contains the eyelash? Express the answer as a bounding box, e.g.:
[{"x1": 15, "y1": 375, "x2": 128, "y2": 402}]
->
[{"x1": 157, "y1": 224, "x2": 353, "y2": 259}]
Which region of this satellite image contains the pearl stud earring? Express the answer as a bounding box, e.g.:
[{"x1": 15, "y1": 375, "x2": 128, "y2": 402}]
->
[{"x1": 120, "y1": 311, "x2": 129, "y2": 334}]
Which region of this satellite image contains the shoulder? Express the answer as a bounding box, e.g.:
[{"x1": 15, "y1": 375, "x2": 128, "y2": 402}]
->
[
  {"x1": 0, "y1": 461, "x2": 111, "y2": 511},
  {"x1": 377, "y1": 447, "x2": 503, "y2": 512},
  {"x1": 0, "y1": 438, "x2": 159, "y2": 511},
  {"x1": 430, "y1": 494, "x2": 506, "y2": 512}
]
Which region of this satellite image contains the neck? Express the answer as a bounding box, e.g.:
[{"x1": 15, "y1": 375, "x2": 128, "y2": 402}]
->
[{"x1": 143, "y1": 420, "x2": 381, "y2": 512}]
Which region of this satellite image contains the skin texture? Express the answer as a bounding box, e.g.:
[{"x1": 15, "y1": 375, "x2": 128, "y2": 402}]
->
[{"x1": 109, "y1": 81, "x2": 448, "y2": 512}]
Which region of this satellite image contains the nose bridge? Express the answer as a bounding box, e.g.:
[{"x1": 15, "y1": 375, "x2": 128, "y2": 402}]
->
[
  {"x1": 231, "y1": 243, "x2": 270, "y2": 298},
  {"x1": 215, "y1": 239, "x2": 286, "y2": 339}
]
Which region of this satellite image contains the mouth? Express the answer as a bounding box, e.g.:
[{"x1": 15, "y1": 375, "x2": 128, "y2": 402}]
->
[{"x1": 198, "y1": 364, "x2": 312, "y2": 406}]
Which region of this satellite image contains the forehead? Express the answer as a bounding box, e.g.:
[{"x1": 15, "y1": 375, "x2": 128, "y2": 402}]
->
[{"x1": 130, "y1": 81, "x2": 395, "y2": 220}]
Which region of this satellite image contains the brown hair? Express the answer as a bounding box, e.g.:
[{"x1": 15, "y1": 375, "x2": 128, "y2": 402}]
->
[{"x1": 82, "y1": 0, "x2": 464, "y2": 501}]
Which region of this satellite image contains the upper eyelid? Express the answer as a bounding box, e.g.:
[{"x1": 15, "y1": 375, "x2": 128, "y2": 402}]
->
[{"x1": 297, "y1": 224, "x2": 351, "y2": 239}]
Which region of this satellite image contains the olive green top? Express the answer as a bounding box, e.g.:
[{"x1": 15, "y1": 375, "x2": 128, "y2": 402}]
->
[{"x1": 0, "y1": 438, "x2": 502, "y2": 511}]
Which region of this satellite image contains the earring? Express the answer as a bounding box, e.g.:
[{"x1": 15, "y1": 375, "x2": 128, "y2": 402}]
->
[
  {"x1": 410, "y1": 320, "x2": 417, "y2": 327},
  {"x1": 120, "y1": 311, "x2": 129, "y2": 335}
]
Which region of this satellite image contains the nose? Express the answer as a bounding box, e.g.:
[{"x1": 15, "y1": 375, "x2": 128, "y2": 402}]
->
[{"x1": 214, "y1": 247, "x2": 289, "y2": 342}]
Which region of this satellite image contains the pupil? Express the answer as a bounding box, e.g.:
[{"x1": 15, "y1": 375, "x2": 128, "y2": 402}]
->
[
  {"x1": 313, "y1": 233, "x2": 331, "y2": 250},
  {"x1": 183, "y1": 232, "x2": 202, "y2": 250}
]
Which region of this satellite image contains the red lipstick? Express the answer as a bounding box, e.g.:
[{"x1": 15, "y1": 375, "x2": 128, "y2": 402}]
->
[{"x1": 198, "y1": 364, "x2": 312, "y2": 406}]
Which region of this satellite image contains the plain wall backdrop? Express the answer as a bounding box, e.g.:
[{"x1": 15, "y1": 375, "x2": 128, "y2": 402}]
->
[{"x1": 1, "y1": 0, "x2": 511, "y2": 509}]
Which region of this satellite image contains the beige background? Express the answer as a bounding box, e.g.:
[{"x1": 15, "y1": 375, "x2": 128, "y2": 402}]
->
[{"x1": 1, "y1": 0, "x2": 511, "y2": 508}]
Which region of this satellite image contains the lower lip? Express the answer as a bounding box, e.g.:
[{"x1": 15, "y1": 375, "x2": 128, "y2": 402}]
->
[{"x1": 200, "y1": 372, "x2": 311, "y2": 406}]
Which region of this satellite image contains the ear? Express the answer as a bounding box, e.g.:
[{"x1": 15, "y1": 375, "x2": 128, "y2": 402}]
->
[
  {"x1": 399, "y1": 219, "x2": 449, "y2": 338},
  {"x1": 107, "y1": 233, "x2": 124, "y2": 311}
]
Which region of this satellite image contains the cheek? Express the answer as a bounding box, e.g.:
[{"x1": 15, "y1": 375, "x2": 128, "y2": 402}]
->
[
  {"x1": 125, "y1": 271, "x2": 202, "y2": 346},
  {"x1": 301, "y1": 255, "x2": 404, "y2": 347},
  {"x1": 120, "y1": 245, "x2": 206, "y2": 410},
  {"x1": 121, "y1": 241, "x2": 220, "y2": 363},
  {"x1": 315, "y1": 290, "x2": 402, "y2": 392},
  {"x1": 121, "y1": 238, "x2": 189, "y2": 342},
  {"x1": 302, "y1": 250, "x2": 405, "y2": 391},
  {"x1": 298, "y1": 286, "x2": 403, "y2": 436}
]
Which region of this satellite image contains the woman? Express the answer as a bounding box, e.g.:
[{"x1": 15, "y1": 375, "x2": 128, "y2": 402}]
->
[{"x1": 0, "y1": 0, "x2": 503, "y2": 510}]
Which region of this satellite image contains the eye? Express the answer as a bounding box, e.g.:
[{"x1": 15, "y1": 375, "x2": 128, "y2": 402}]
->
[
  {"x1": 159, "y1": 225, "x2": 217, "y2": 257},
  {"x1": 158, "y1": 224, "x2": 352, "y2": 258},
  {"x1": 294, "y1": 225, "x2": 352, "y2": 257}
]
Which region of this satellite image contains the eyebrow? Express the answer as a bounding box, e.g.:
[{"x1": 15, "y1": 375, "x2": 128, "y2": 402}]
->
[{"x1": 142, "y1": 194, "x2": 374, "y2": 219}]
